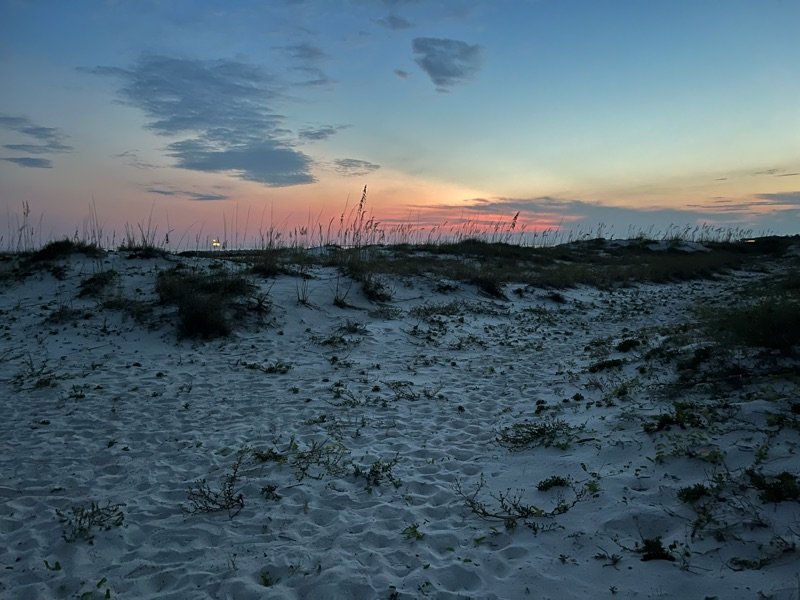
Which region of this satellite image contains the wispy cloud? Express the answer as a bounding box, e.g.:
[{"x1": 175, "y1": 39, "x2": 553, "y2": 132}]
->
[
  {"x1": 278, "y1": 42, "x2": 335, "y2": 87},
  {"x1": 751, "y1": 168, "x2": 800, "y2": 178},
  {"x1": 112, "y1": 150, "x2": 160, "y2": 170},
  {"x1": 146, "y1": 186, "x2": 229, "y2": 201},
  {"x1": 0, "y1": 156, "x2": 52, "y2": 168},
  {"x1": 333, "y1": 158, "x2": 381, "y2": 176},
  {"x1": 394, "y1": 68, "x2": 410, "y2": 79},
  {"x1": 280, "y1": 42, "x2": 328, "y2": 62},
  {"x1": 756, "y1": 191, "x2": 800, "y2": 205},
  {"x1": 0, "y1": 114, "x2": 72, "y2": 167},
  {"x1": 434, "y1": 195, "x2": 792, "y2": 234},
  {"x1": 412, "y1": 37, "x2": 483, "y2": 91},
  {"x1": 291, "y1": 66, "x2": 335, "y2": 87},
  {"x1": 376, "y1": 14, "x2": 413, "y2": 30},
  {"x1": 4, "y1": 142, "x2": 70, "y2": 154},
  {"x1": 87, "y1": 55, "x2": 315, "y2": 186},
  {"x1": 299, "y1": 125, "x2": 346, "y2": 141}
]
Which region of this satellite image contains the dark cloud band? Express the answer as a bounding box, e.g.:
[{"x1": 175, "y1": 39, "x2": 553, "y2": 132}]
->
[
  {"x1": 88, "y1": 56, "x2": 315, "y2": 187},
  {"x1": 0, "y1": 114, "x2": 72, "y2": 168},
  {"x1": 0, "y1": 156, "x2": 53, "y2": 168}
]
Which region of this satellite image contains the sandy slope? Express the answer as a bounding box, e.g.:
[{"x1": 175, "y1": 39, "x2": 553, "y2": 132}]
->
[{"x1": 0, "y1": 248, "x2": 798, "y2": 599}]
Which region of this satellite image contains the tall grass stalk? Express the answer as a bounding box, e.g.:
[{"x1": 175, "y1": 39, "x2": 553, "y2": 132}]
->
[{"x1": 1, "y1": 197, "x2": 773, "y2": 254}]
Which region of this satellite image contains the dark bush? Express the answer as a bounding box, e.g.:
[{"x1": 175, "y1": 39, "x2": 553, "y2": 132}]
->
[
  {"x1": 30, "y1": 239, "x2": 102, "y2": 262},
  {"x1": 156, "y1": 267, "x2": 252, "y2": 338}
]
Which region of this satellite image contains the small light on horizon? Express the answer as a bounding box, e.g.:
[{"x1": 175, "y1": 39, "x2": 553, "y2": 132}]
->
[{"x1": 211, "y1": 238, "x2": 221, "y2": 249}]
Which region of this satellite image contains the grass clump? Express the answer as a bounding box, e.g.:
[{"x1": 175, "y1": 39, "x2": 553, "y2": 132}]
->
[
  {"x1": 588, "y1": 358, "x2": 624, "y2": 373},
  {"x1": 360, "y1": 272, "x2": 392, "y2": 302},
  {"x1": 29, "y1": 239, "x2": 103, "y2": 262},
  {"x1": 471, "y1": 272, "x2": 507, "y2": 299},
  {"x1": 56, "y1": 501, "x2": 124, "y2": 543},
  {"x1": 616, "y1": 338, "x2": 641, "y2": 352},
  {"x1": 409, "y1": 301, "x2": 463, "y2": 319},
  {"x1": 119, "y1": 218, "x2": 168, "y2": 258},
  {"x1": 183, "y1": 456, "x2": 246, "y2": 518},
  {"x1": 155, "y1": 266, "x2": 253, "y2": 338},
  {"x1": 496, "y1": 417, "x2": 585, "y2": 451},
  {"x1": 643, "y1": 401, "x2": 707, "y2": 433},
  {"x1": 703, "y1": 271, "x2": 800, "y2": 356},
  {"x1": 352, "y1": 455, "x2": 402, "y2": 492},
  {"x1": 635, "y1": 536, "x2": 675, "y2": 562},
  {"x1": 401, "y1": 523, "x2": 424, "y2": 541},
  {"x1": 537, "y1": 475, "x2": 572, "y2": 491},
  {"x1": 249, "y1": 250, "x2": 284, "y2": 277},
  {"x1": 677, "y1": 483, "x2": 712, "y2": 504},
  {"x1": 78, "y1": 269, "x2": 118, "y2": 298},
  {"x1": 716, "y1": 297, "x2": 800, "y2": 355},
  {"x1": 747, "y1": 470, "x2": 800, "y2": 503}
]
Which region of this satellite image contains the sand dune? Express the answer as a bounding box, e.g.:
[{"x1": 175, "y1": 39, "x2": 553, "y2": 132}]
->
[{"x1": 1, "y1": 244, "x2": 798, "y2": 599}]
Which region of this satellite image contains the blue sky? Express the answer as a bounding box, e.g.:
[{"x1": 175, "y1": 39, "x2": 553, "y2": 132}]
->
[{"x1": 1, "y1": 0, "x2": 799, "y2": 244}]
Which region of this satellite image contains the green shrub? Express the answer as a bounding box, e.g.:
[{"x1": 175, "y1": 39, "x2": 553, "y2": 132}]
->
[
  {"x1": 636, "y1": 536, "x2": 675, "y2": 562},
  {"x1": 78, "y1": 269, "x2": 118, "y2": 298},
  {"x1": 250, "y1": 251, "x2": 283, "y2": 277},
  {"x1": 719, "y1": 298, "x2": 800, "y2": 354},
  {"x1": 155, "y1": 267, "x2": 252, "y2": 338},
  {"x1": 472, "y1": 273, "x2": 506, "y2": 299},
  {"x1": 588, "y1": 358, "x2": 624, "y2": 373},
  {"x1": 748, "y1": 470, "x2": 800, "y2": 503},
  {"x1": 677, "y1": 483, "x2": 711, "y2": 503},
  {"x1": 361, "y1": 273, "x2": 392, "y2": 302},
  {"x1": 497, "y1": 417, "x2": 584, "y2": 451},
  {"x1": 537, "y1": 475, "x2": 571, "y2": 491}
]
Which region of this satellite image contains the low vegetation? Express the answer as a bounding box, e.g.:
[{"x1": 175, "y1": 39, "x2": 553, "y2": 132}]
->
[
  {"x1": 693, "y1": 267, "x2": 800, "y2": 354},
  {"x1": 155, "y1": 266, "x2": 254, "y2": 338},
  {"x1": 56, "y1": 501, "x2": 124, "y2": 543}
]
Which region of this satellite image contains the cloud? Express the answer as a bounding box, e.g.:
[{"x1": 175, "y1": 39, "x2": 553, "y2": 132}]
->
[
  {"x1": 188, "y1": 192, "x2": 229, "y2": 201},
  {"x1": 280, "y1": 43, "x2": 327, "y2": 62},
  {"x1": 334, "y1": 158, "x2": 381, "y2": 176},
  {"x1": 146, "y1": 186, "x2": 229, "y2": 201},
  {"x1": 146, "y1": 188, "x2": 177, "y2": 196},
  {"x1": 291, "y1": 65, "x2": 335, "y2": 87},
  {"x1": 756, "y1": 191, "x2": 800, "y2": 205},
  {"x1": 88, "y1": 55, "x2": 315, "y2": 186},
  {"x1": 752, "y1": 168, "x2": 800, "y2": 178},
  {"x1": 412, "y1": 37, "x2": 483, "y2": 91},
  {"x1": 0, "y1": 114, "x2": 73, "y2": 167},
  {"x1": 0, "y1": 157, "x2": 52, "y2": 168},
  {"x1": 277, "y1": 42, "x2": 335, "y2": 87},
  {"x1": 4, "y1": 142, "x2": 71, "y2": 154},
  {"x1": 299, "y1": 125, "x2": 345, "y2": 141},
  {"x1": 394, "y1": 68, "x2": 410, "y2": 79},
  {"x1": 168, "y1": 139, "x2": 314, "y2": 185},
  {"x1": 376, "y1": 14, "x2": 413, "y2": 30},
  {"x1": 113, "y1": 150, "x2": 160, "y2": 170},
  {"x1": 439, "y1": 195, "x2": 787, "y2": 234}
]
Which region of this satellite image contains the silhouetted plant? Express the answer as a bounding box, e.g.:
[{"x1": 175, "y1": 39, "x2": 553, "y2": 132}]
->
[
  {"x1": 56, "y1": 501, "x2": 124, "y2": 542},
  {"x1": 155, "y1": 266, "x2": 253, "y2": 338}
]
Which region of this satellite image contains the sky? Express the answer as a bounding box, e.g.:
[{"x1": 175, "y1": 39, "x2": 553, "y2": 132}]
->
[{"x1": 1, "y1": 0, "x2": 799, "y2": 247}]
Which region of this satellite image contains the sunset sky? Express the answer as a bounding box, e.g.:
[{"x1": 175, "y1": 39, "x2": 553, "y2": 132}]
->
[{"x1": 1, "y1": 0, "x2": 799, "y2": 246}]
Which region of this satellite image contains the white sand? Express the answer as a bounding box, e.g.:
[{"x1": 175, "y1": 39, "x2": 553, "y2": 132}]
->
[{"x1": 0, "y1": 247, "x2": 798, "y2": 599}]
